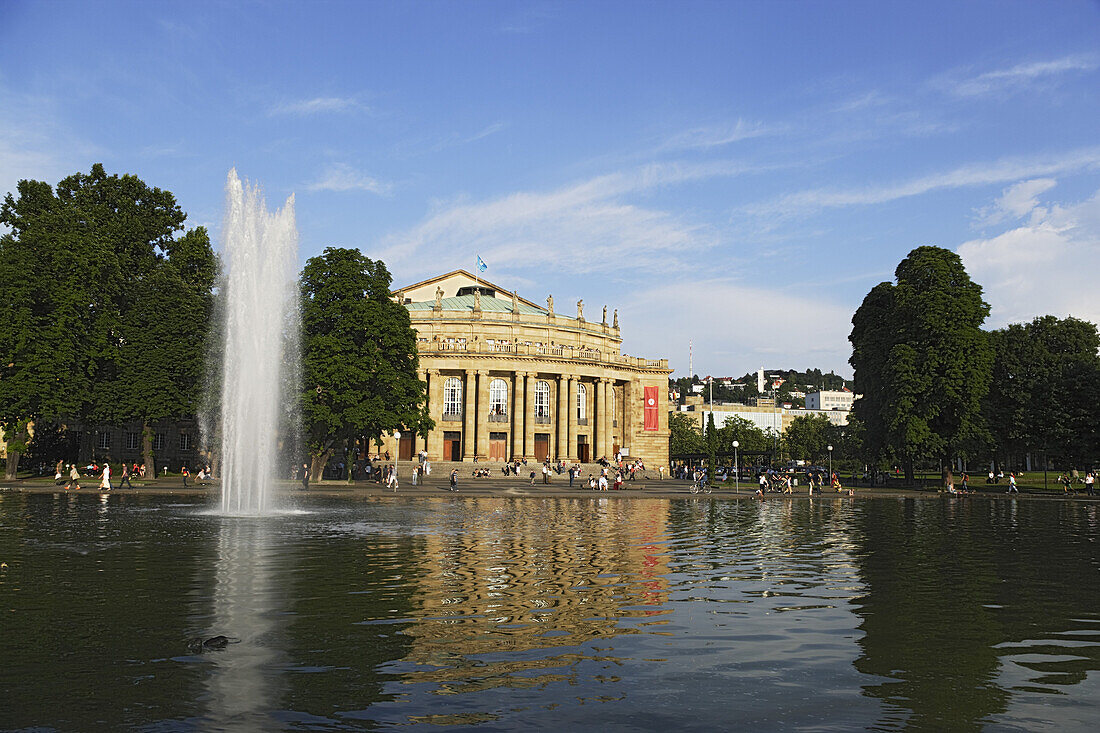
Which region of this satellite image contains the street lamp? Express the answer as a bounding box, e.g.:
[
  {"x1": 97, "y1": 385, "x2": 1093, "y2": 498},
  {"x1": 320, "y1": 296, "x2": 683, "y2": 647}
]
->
[
  {"x1": 732, "y1": 440, "x2": 739, "y2": 494},
  {"x1": 394, "y1": 431, "x2": 402, "y2": 465},
  {"x1": 827, "y1": 444, "x2": 833, "y2": 489}
]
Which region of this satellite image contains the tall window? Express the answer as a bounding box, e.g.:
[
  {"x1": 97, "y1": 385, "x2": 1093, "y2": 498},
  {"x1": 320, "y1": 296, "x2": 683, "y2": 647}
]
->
[
  {"x1": 126, "y1": 432, "x2": 140, "y2": 450},
  {"x1": 610, "y1": 388, "x2": 616, "y2": 425},
  {"x1": 153, "y1": 433, "x2": 166, "y2": 451},
  {"x1": 98, "y1": 432, "x2": 111, "y2": 450},
  {"x1": 179, "y1": 433, "x2": 192, "y2": 451},
  {"x1": 535, "y1": 381, "x2": 551, "y2": 418},
  {"x1": 444, "y1": 377, "x2": 463, "y2": 416},
  {"x1": 489, "y1": 378, "x2": 508, "y2": 415},
  {"x1": 577, "y1": 383, "x2": 587, "y2": 419}
]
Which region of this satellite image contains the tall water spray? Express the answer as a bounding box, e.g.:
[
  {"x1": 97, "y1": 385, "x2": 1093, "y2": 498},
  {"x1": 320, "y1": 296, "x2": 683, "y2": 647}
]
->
[{"x1": 218, "y1": 170, "x2": 299, "y2": 515}]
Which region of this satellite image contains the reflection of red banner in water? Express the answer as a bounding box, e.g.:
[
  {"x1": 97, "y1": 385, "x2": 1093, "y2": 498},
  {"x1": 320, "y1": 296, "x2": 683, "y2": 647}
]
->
[{"x1": 644, "y1": 386, "x2": 659, "y2": 431}]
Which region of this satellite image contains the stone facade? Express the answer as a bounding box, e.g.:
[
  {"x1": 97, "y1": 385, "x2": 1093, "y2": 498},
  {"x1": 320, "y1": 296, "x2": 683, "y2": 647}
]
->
[{"x1": 383, "y1": 270, "x2": 671, "y2": 468}]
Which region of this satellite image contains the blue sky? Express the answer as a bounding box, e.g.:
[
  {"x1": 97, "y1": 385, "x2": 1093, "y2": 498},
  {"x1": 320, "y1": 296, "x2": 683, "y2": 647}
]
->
[{"x1": 2, "y1": 0, "x2": 1098, "y2": 379}]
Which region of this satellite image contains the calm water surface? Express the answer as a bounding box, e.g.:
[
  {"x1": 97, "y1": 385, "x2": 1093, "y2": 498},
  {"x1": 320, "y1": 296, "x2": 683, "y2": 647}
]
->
[{"x1": 1, "y1": 493, "x2": 1097, "y2": 731}]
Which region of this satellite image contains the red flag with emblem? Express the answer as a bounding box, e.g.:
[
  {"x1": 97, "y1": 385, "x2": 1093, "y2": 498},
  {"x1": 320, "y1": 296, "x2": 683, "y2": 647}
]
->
[{"x1": 643, "y1": 386, "x2": 659, "y2": 431}]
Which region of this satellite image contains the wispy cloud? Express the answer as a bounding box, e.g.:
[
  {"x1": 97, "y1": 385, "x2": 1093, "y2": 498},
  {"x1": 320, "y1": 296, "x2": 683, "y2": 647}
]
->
[
  {"x1": 306, "y1": 163, "x2": 391, "y2": 195},
  {"x1": 375, "y1": 159, "x2": 767, "y2": 278},
  {"x1": 944, "y1": 55, "x2": 1098, "y2": 97},
  {"x1": 972, "y1": 178, "x2": 1056, "y2": 228},
  {"x1": 269, "y1": 96, "x2": 365, "y2": 116},
  {"x1": 743, "y1": 146, "x2": 1100, "y2": 220},
  {"x1": 959, "y1": 185, "x2": 1100, "y2": 327},
  {"x1": 660, "y1": 119, "x2": 778, "y2": 151}
]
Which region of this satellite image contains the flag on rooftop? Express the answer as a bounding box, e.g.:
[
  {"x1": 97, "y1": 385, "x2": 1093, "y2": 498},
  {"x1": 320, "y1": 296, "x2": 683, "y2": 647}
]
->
[{"x1": 476, "y1": 255, "x2": 487, "y2": 273}]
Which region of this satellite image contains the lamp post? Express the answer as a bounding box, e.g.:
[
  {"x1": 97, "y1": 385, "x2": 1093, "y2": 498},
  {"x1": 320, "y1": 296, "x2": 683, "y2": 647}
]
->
[
  {"x1": 394, "y1": 431, "x2": 402, "y2": 467},
  {"x1": 827, "y1": 444, "x2": 833, "y2": 489},
  {"x1": 733, "y1": 440, "x2": 739, "y2": 494}
]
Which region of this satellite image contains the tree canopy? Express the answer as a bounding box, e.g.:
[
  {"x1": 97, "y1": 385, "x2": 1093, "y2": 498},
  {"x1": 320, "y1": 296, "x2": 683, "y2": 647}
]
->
[
  {"x1": 300, "y1": 247, "x2": 430, "y2": 478},
  {"x1": 985, "y1": 316, "x2": 1100, "y2": 468},
  {"x1": 0, "y1": 164, "x2": 214, "y2": 477},
  {"x1": 783, "y1": 413, "x2": 840, "y2": 464},
  {"x1": 850, "y1": 246, "x2": 992, "y2": 478}
]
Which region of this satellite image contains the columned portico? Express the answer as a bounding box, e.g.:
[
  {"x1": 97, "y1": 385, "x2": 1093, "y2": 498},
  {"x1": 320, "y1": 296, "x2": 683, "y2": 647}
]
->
[{"x1": 383, "y1": 269, "x2": 671, "y2": 469}]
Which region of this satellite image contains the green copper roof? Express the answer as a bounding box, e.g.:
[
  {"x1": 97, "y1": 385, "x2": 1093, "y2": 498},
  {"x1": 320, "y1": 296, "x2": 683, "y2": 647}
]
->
[{"x1": 406, "y1": 294, "x2": 549, "y2": 316}]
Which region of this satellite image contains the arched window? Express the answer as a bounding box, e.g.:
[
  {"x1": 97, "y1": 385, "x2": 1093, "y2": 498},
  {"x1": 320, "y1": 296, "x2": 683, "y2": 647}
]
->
[
  {"x1": 444, "y1": 377, "x2": 462, "y2": 416},
  {"x1": 489, "y1": 378, "x2": 508, "y2": 416},
  {"x1": 535, "y1": 381, "x2": 551, "y2": 419},
  {"x1": 577, "y1": 383, "x2": 587, "y2": 419}
]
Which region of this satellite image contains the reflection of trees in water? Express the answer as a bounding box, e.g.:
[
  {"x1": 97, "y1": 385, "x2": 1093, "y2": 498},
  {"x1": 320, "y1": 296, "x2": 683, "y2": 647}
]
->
[
  {"x1": 397, "y1": 497, "x2": 673, "y2": 692},
  {"x1": 852, "y1": 498, "x2": 1100, "y2": 730}
]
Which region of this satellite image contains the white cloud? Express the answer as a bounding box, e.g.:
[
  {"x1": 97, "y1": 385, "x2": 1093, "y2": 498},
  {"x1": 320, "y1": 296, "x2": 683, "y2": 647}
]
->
[
  {"x1": 622, "y1": 278, "x2": 855, "y2": 378},
  {"x1": 743, "y1": 146, "x2": 1100, "y2": 220},
  {"x1": 972, "y1": 178, "x2": 1056, "y2": 228},
  {"x1": 305, "y1": 164, "x2": 391, "y2": 195},
  {"x1": 959, "y1": 186, "x2": 1100, "y2": 328},
  {"x1": 269, "y1": 96, "x2": 364, "y2": 116},
  {"x1": 948, "y1": 55, "x2": 1098, "y2": 97},
  {"x1": 376, "y1": 159, "x2": 763, "y2": 278}
]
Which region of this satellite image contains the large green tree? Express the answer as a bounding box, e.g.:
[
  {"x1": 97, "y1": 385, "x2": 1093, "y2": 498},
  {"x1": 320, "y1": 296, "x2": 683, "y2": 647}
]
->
[
  {"x1": 985, "y1": 316, "x2": 1100, "y2": 469},
  {"x1": 783, "y1": 413, "x2": 839, "y2": 464},
  {"x1": 0, "y1": 164, "x2": 211, "y2": 478},
  {"x1": 300, "y1": 247, "x2": 431, "y2": 480},
  {"x1": 850, "y1": 246, "x2": 993, "y2": 482}
]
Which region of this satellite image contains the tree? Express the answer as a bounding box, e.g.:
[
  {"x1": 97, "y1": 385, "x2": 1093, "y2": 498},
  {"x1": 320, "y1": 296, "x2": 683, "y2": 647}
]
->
[
  {"x1": 705, "y1": 412, "x2": 717, "y2": 480},
  {"x1": 783, "y1": 413, "x2": 838, "y2": 464},
  {"x1": 985, "y1": 316, "x2": 1100, "y2": 469},
  {"x1": 0, "y1": 164, "x2": 209, "y2": 479},
  {"x1": 300, "y1": 248, "x2": 431, "y2": 480},
  {"x1": 668, "y1": 412, "x2": 704, "y2": 455},
  {"x1": 850, "y1": 246, "x2": 993, "y2": 482}
]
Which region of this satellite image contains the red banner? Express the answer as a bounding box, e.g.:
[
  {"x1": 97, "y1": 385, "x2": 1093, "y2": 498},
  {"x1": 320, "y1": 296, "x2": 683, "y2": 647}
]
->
[{"x1": 643, "y1": 386, "x2": 659, "y2": 431}]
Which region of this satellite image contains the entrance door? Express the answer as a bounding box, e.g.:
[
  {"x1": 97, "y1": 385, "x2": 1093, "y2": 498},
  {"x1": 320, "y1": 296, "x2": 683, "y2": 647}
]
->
[
  {"x1": 577, "y1": 436, "x2": 590, "y2": 463},
  {"x1": 534, "y1": 434, "x2": 550, "y2": 462},
  {"x1": 489, "y1": 432, "x2": 507, "y2": 461},
  {"x1": 399, "y1": 434, "x2": 414, "y2": 461},
  {"x1": 612, "y1": 442, "x2": 620, "y2": 458},
  {"x1": 443, "y1": 431, "x2": 461, "y2": 461}
]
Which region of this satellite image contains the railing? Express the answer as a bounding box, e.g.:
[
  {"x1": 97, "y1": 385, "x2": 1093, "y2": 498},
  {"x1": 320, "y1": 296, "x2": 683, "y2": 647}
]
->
[
  {"x1": 576, "y1": 418, "x2": 588, "y2": 426},
  {"x1": 487, "y1": 413, "x2": 508, "y2": 422},
  {"x1": 441, "y1": 412, "x2": 463, "y2": 422},
  {"x1": 535, "y1": 415, "x2": 552, "y2": 424},
  {"x1": 417, "y1": 341, "x2": 669, "y2": 370}
]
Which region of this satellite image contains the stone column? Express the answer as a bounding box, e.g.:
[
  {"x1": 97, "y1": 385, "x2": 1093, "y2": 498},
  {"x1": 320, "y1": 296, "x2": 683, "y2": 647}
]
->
[
  {"x1": 512, "y1": 372, "x2": 524, "y2": 460},
  {"x1": 427, "y1": 369, "x2": 443, "y2": 460},
  {"x1": 567, "y1": 377, "x2": 578, "y2": 461},
  {"x1": 556, "y1": 375, "x2": 569, "y2": 461},
  {"x1": 463, "y1": 369, "x2": 477, "y2": 461},
  {"x1": 417, "y1": 369, "x2": 428, "y2": 454},
  {"x1": 601, "y1": 378, "x2": 613, "y2": 460},
  {"x1": 594, "y1": 378, "x2": 605, "y2": 459},
  {"x1": 623, "y1": 379, "x2": 635, "y2": 456},
  {"x1": 524, "y1": 372, "x2": 537, "y2": 459},
  {"x1": 476, "y1": 369, "x2": 490, "y2": 460}
]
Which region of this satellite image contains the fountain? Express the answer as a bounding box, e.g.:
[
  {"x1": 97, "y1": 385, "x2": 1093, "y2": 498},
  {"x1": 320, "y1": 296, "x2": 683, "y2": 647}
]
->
[{"x1": 217, "y1": 170, "x2": 299, "y2": 515}]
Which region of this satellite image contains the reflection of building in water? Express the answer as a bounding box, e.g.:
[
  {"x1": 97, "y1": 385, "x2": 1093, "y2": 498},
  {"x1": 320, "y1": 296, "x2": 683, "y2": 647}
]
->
[{"x1": 396, "y1": 497, "x2": 672, "y2": 690}]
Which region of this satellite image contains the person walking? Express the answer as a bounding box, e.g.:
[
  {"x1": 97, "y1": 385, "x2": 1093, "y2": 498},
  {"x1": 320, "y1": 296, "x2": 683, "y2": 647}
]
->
[
  {"x1": 1007, "y1": 472, "x2": 1018, "y2": 493},
  {"x1": 300, "y1": 463, "x2": 310, "y2": 491},
  {"x1": 99, "y1": 463, "x2": 112, "y2": 491},
  {"x1": 119, "y1": 462, "x2": 133, "y2": 489},
  {"x1": 449, "y1": 468, "x2": 459, "y2": 492},
  {"x1": 388, "y1": 465, "x2": 399, "y2": 492},
  {"x1": 65, "y1": 464, "x2": 81, "y2": 491}
]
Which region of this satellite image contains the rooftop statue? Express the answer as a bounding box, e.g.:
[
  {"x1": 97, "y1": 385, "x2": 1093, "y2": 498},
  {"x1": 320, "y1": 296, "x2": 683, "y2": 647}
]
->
[{"x1": 547, "y1": 294, "x2": 554, "y2": 314}]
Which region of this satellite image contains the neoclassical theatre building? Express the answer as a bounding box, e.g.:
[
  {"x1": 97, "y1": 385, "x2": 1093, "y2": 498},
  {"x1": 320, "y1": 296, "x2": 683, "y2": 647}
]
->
[{"x1": 383, "y1": 270, "x2": 671, "y2": 468}]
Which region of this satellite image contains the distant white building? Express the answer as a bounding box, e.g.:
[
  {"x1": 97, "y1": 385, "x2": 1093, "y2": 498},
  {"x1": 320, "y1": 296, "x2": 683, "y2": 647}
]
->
[{"x1": 805, "y1": 389, "x2": 854, "y2": 412}]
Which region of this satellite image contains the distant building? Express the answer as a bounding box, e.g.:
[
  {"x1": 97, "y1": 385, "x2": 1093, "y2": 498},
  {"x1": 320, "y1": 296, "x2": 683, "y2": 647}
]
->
[{"x1": 806, "y1": 389, "x2": 854, "y2": 412}]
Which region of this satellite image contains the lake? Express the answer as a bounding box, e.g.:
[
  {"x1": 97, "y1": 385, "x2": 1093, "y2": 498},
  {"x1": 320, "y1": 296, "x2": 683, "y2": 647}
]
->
[{"x1": 1, "y1": 493, "x2": 1097, "y2": 731}]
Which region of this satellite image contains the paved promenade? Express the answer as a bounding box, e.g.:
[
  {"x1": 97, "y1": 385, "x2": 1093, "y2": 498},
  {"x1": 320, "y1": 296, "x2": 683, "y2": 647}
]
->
[{"x1": 2, "y1": 471, "x2": 1096, "y2": 501}]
